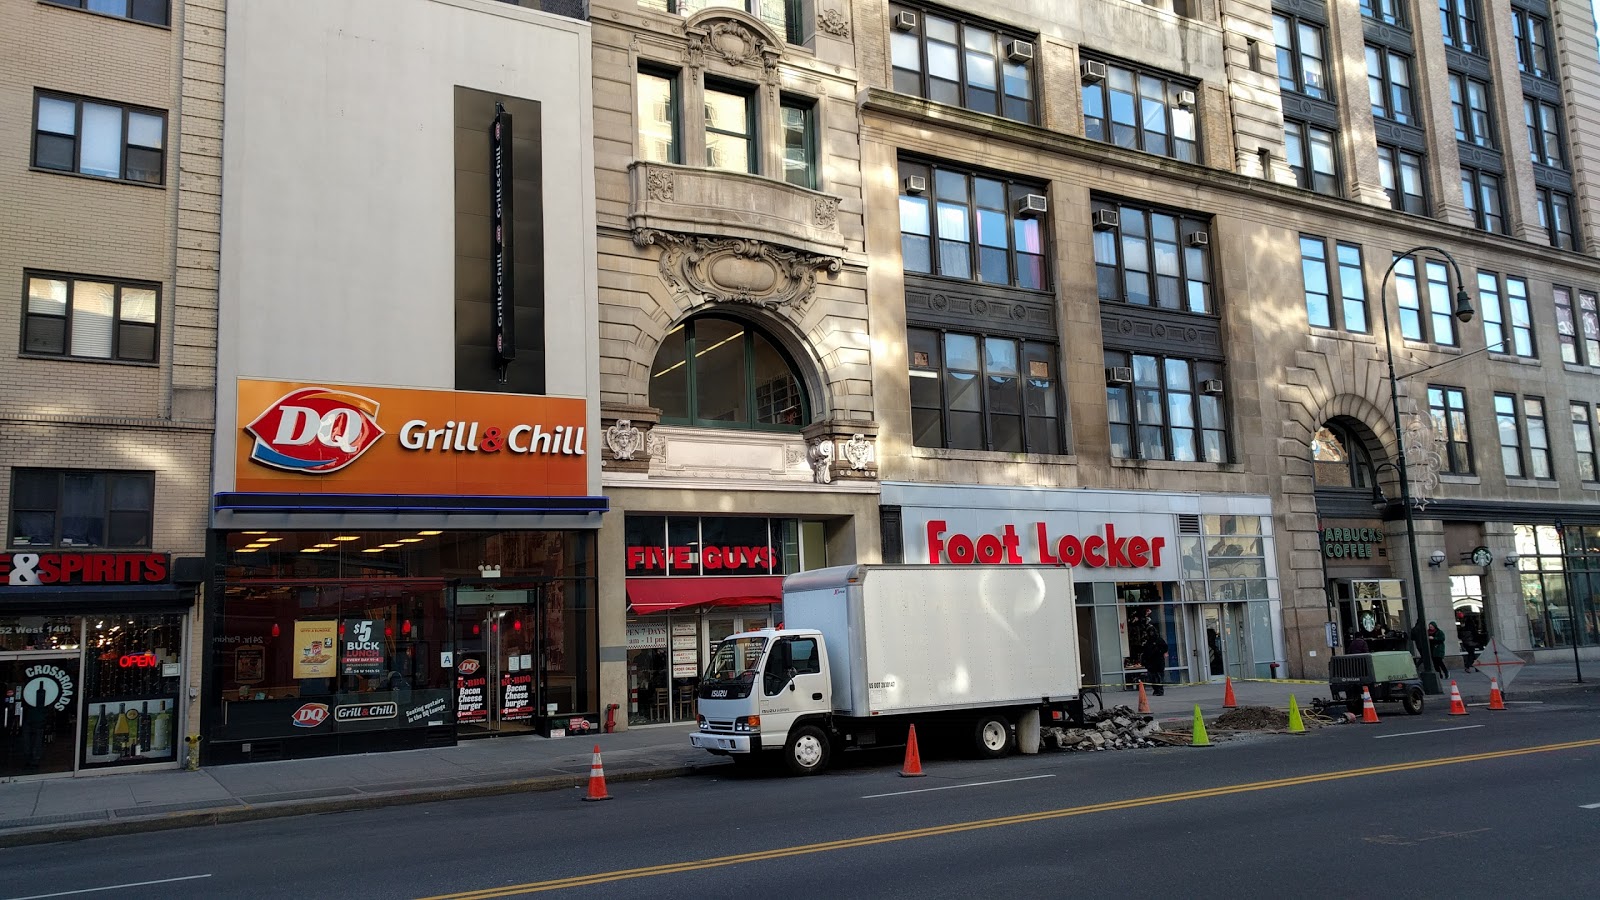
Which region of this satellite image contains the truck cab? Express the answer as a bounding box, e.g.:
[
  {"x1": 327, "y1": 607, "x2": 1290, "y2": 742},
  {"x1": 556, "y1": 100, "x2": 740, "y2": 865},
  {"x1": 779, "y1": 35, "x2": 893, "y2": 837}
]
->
[{"x1": 689, "y1": 628, "x2": 832, "y2": 771}]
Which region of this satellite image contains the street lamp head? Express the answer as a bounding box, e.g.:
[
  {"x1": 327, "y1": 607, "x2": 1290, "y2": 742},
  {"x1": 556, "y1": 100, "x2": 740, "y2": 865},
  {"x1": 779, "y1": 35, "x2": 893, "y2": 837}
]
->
[
  {"x1": 1370, "y1": 483, "x2": 1388, "y2": 510},
  {"x1": 1453, "y1": 288, "x2": 1474, "y2": 323}
]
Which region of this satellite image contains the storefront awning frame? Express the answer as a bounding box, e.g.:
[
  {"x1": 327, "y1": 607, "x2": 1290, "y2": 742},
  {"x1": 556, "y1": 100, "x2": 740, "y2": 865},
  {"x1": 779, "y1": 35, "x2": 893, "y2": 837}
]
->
[{"x1": 626, "y1": 576, "x2": 785, "y2": 616}]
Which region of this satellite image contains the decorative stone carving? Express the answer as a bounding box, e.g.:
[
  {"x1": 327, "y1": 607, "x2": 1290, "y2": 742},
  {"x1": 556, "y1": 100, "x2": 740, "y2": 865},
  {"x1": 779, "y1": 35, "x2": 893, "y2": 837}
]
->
[
  {"x1": 686, "y1": 15, "x2": 780, "y2": 86},
  {"x1": 807, "y1": 438, "x2": 835, "y2": 484},
  {"x1": 818, "y1": 8, "x2": 850, "y2": 37},
  {"x1": 647, "y1": 430, "x2": 669, "y2": 462},
  {"x1": 636, "y1": 229, "x2": 841, "y2": 311},
  {"x1": 783, "y1": 444, "x2": 806, "y2": 469},
  {"x1": 813, "y1": 196, "x2": 839, "y2": 230},
  {"x1": 646, "y1": 169, "x2": 674, "y2": 203},
  {"x1": 604, "y1": 419, "x2": 643, "y2": 461},
  {"x1": 1405, "y1": 413, "x2": 1444, "y2": 511},
  {"x1": 842, "y1": 434, "x2": 873, "y2": 472}
]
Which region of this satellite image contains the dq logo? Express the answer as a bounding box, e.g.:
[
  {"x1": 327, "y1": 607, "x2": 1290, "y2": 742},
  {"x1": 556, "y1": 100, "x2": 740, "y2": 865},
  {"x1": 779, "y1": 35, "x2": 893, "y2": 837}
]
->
[
  {"x1": 292, "y1": 702, "x2": 330, "y2": 728},
  {"x1": 244, "y1": 388, "x2": 385, "y2": 474},
  {"x1": 457, "y1": 658, "x2": 481, "y2": 675}
]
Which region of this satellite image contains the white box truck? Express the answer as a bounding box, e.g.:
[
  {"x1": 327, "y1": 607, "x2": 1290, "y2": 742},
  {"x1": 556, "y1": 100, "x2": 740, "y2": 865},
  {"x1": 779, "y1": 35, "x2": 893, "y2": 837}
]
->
[{"x1": 689, "y1": 564, "x2": 1080, "y2": 775}]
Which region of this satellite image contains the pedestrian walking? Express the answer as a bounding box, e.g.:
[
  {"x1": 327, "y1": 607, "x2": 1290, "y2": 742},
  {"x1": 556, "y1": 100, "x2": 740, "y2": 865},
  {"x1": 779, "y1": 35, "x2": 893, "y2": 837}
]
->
[
  {"x1": 1140, "y1": 633, "x2": 1169, "y2": 696},
  {"x1": 1427, "y1": 621, "x2": 1448, "y2": 679},
  {"x1": 1461, "y1": 634, "x2": 1481, "y2": 673}
]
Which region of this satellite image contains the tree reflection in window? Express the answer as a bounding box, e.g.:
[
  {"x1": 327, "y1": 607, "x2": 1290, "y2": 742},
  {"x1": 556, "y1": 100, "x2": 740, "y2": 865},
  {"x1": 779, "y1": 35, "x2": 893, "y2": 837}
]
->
[
  {"x1": 1311, "y1": 421, "x2": 1375, "y2": 489},
  {"x1": 651, "y1": 315, "x2": 809, "y2": 430}
]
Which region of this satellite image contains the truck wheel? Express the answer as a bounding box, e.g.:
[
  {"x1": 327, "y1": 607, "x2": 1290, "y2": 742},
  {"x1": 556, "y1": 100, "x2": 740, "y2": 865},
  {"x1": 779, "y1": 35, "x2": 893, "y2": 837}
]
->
[
  {"x1": 1402, "y1": 686, "x2": 1425, "y2": 715},
  {"x1": 784, "y1": 725, "x2": 830, "y2": 776},
  {"x1": 973, "y1": 714, "x2": 1012, "y2": 759}
]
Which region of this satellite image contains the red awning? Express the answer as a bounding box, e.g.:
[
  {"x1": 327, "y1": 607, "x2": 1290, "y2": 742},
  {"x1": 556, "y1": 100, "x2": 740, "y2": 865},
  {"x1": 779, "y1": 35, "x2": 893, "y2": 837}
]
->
[{"x1": 626, "y1": 576, "x2": 785, "y2": 616}]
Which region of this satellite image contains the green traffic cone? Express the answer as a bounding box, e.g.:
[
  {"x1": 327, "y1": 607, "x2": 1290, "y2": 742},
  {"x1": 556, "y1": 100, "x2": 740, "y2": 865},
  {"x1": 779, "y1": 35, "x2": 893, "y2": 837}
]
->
[
  {"x1": 1190, "y1": 704, "x2": 1211, "y2": 747},
  {"x1": 1287, "y1": 694, "x2": 1305, "y2": 734}
]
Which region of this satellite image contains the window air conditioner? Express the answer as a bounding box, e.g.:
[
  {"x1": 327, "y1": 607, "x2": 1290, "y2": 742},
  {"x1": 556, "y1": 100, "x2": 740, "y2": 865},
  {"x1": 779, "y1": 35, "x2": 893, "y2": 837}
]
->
[
  {"x1": 1188, "y1": 231, "x2": 1210, "y2": 247},
  {"x1": 1105, "y1": 366, "x2": 1134, "y2": 385},
  {"x1": 903, "y1": 175, "x2": 927, "y2": 195},
  {"x1": 894, "y1": 10, "x2": 918, "y2": 31},
  {"x1": 1081, "y1": 60, "x2": 1108, "y2": 83},
  {"x1": 1015, "y1": 193, "x2": 1048, "y2": 217},
  {"x1": 1176, "y1": 89, "x2": 1197, "y2": 108},
  {"x1": 1200, "y1": 379, "x2": 1224, "y2": 395},
  {"x1": 1092, "y1": 208, "x2": 1120, "y2": 230},
  {"x1": 1007, "y1": 40, "x2": 1035, "y2": 63}
]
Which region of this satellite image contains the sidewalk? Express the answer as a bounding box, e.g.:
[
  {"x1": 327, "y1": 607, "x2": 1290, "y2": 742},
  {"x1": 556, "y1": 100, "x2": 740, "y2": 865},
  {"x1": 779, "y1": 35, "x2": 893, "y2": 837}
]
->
[{"x1": 3, "y1": 662, "x2": 1592, "y2": 848}]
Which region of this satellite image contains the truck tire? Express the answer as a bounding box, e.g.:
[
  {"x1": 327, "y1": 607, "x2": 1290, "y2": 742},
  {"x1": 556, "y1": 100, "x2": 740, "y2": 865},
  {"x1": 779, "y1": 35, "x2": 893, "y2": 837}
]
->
[
  {"x1": 784, "y1": 724, "x2": 831, "y2": 776},
  {"x1": 973, "y1": 714, "x2": 1012, "y2": 759},
  {"x1": 1402, "y1": 686, "x2": 1425, "y2": 715}
]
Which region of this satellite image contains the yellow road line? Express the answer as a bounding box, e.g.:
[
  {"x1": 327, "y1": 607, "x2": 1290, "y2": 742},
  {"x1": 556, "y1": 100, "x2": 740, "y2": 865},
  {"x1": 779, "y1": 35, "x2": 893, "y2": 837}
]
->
[{"x1": 417, "y1": 737, "x2": 1600, "y2": 899}]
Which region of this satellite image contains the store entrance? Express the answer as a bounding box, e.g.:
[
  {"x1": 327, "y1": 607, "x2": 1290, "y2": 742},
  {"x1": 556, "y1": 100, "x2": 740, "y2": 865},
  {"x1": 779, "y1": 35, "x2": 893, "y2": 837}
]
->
[
  {"x1": 454, "y1": 588, "x2": 542, "y2": 737},
  {"x1": 2, "y1": 655, "x2": 80, "y2": 778},
  {"x1": 1196, "y1": 604, "x2": 1250, "y2": 681}
]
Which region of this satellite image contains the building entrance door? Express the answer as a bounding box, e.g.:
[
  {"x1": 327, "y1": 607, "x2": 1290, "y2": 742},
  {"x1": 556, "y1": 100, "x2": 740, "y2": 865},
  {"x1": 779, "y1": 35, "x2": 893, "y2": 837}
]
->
[
  {"x1": 2, "y1": 655, "x2": 81, "y2": 777},
  {"x1": 454, "y1": 587, "x2": 542, "y2": 736}
]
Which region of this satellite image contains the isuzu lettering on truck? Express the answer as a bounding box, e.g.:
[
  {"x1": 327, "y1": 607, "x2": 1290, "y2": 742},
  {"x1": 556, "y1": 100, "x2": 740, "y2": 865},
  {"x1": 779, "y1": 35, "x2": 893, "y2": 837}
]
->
[{"x1": 690, "y1": 564, "x2": 1080, "y2": 775}]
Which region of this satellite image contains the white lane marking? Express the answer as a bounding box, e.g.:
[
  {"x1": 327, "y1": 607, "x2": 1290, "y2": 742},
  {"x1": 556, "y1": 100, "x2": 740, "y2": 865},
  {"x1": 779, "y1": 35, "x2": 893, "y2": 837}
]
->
[
  {"x1": 1580, "y1": 802, "x2": 1600, "y2": 810},
  {"x1": 1374, "y1": 725, "x2": 1485, "y2": 739},
  {"x1": 5, "y1": 874, "x2": 212, "y2": 900},
  {"x1": 863, "y1": 774, "x2": 1055, "y2": 799}
]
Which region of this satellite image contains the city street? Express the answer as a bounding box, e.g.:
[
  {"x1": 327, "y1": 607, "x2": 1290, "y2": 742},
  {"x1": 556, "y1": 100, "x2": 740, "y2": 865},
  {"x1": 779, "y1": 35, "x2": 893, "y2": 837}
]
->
[{"x1": 4, "y1": 689, "x2": 1597, "y2": 900}]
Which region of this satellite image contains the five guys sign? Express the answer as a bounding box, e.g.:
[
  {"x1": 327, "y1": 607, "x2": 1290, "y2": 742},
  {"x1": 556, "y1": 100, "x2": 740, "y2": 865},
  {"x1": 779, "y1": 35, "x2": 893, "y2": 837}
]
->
[{"x1": 490, "y1": 102, "x2": 516, "y2": 382}]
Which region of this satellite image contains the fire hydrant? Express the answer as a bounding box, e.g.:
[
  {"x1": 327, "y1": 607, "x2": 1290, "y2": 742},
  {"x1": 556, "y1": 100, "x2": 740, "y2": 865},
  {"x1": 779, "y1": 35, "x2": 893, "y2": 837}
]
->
[
  {"x1": 1269, "y1": 662, "x2": 1280, "y2": 680},
  {"x1": 185, "y1": 734, "x2": 201, "y2": 770}
]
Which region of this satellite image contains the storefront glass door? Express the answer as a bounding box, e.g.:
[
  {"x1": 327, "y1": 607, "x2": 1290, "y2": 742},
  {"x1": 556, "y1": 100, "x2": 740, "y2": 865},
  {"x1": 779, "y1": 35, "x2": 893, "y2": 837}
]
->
[
  {"x1": 454, "y1": 588, "x2": 541, "y2": 736},
  {"x1": 2, "y1": 655, "x2": 81, "y2": 778}
]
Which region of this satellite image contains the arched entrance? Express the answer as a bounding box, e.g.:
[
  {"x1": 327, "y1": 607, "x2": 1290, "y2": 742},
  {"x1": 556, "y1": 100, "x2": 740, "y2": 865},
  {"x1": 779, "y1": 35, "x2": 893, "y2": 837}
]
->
[{"x1": 1312, "y1": 418, "x2": 1408, "y2": 652}]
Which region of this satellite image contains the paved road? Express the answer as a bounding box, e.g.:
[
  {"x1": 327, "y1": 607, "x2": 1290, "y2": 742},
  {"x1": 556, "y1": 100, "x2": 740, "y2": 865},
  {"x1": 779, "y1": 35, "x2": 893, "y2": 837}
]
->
[{"x1": 5, "y1": 695, "x2": 1598, "y2": 900}]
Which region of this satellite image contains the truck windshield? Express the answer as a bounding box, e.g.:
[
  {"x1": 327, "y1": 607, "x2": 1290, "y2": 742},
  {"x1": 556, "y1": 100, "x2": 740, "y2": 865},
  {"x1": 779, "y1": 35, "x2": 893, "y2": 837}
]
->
[{"x1": 699, "y1": 636, "x2": 767, "y2": 701}]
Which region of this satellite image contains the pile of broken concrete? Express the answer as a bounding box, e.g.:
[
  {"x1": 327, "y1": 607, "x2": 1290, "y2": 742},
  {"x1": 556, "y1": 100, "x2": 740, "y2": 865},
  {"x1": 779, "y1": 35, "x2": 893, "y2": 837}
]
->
[{"x1": 1041, "y1": 705, "x2": 1165, "y2": 751}]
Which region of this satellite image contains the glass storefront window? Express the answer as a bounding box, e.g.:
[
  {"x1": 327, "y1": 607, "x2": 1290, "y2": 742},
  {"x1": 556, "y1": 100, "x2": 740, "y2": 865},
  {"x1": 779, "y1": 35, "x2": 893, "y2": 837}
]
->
[
  {"x1": 0, "y1": 616, "x2": 81, "y2": 652},
  {"x1": 82, "y1": 614, "x2": 182, "y2": 768}
]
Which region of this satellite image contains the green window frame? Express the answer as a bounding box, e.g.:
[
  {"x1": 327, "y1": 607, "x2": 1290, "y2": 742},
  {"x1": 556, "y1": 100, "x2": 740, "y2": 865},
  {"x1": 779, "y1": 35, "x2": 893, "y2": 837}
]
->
[
  {"x1": 651, "y1": 316, "x2": 809, "y2": 431},
  {"x1": 637, "y1": 68, "x2": 681, "y2": 165},
  {"x1": 779, "y1": 96, "x2": 817, "y2": 190}
]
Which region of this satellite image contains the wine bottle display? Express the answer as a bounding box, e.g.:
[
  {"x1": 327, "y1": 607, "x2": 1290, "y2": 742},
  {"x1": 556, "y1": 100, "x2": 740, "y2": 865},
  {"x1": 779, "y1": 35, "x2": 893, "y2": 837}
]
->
[
  {"x1": 152, "y1": 700, "x2": 172, "y2": 753},
  {"x1": 92, "y1": 707, "x2": 111, "y2": 758},
  {"x1": 111, "y1": 702, "x2": 130, "y2": 755},
  {"x1": 137, "y1": 701, "x2": 153, "y2": 753}
]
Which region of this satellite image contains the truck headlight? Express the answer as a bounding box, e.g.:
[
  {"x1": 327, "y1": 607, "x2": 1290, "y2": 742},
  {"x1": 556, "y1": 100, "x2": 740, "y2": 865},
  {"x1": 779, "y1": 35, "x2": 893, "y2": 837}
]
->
[{"x1": 733, "y1": 715, "x2": 760, "y2": 733}]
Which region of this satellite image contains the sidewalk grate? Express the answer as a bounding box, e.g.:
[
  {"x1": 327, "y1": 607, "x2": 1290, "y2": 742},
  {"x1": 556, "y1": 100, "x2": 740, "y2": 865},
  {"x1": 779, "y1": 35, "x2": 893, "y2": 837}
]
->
[
  {"x1": 0, "y1": 811, "x2": 110, "y2": 829},
  {"x1": 111, "y1": 799, "x2": 243, "y2": 818}
]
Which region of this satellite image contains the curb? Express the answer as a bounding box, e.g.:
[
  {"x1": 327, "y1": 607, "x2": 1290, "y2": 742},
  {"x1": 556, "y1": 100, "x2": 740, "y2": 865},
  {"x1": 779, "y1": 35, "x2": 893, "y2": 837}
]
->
[{"x1": 0, "y1": 761, "x2": 727, "y2": 849}]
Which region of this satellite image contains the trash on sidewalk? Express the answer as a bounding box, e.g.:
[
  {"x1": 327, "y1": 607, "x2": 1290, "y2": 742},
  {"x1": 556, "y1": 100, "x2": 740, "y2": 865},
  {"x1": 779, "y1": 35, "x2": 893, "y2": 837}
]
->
[{"x1": 1040, "y1": 705, "x2": 1164, "y2": 751}]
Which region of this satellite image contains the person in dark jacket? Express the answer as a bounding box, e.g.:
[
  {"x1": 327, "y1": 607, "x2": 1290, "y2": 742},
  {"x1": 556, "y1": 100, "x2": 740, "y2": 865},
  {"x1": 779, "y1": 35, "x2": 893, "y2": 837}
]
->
[
  {"x1": 1346, "y1": 634, "x2": 1370, "y2": 654},
  {"x1": 1140, "y1": 633, "x2": 1169, "y2": 696},
  {"x1": 1427, "y1": 621, "x2": 1449, "y2": 679}
]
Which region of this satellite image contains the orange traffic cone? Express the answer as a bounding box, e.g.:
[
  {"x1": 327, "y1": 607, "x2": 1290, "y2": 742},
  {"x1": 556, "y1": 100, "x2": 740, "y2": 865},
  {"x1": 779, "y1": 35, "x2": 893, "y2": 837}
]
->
[
  {"x1": 1222, "y1": 676, "x2": 1238, "y2": 709},
  {"x1": 1447, "y1": 680, "x2": 1469, "y2": 716},
  {"x1": 1487, "y1": 678, "x2": 1506, "y2": 710},
  {"x1": 1136, "y1": 680, "x2": 1151, "y2": 714},
  {"x1": 900, "y1": 724, "x2": 926, "y2": 777},
  {"x1": 1360, "y1": 686, "x2": 1380, "y2": 724},
  {"x1": 582, "y1": 745, "x2": 611, "y2": 801}
]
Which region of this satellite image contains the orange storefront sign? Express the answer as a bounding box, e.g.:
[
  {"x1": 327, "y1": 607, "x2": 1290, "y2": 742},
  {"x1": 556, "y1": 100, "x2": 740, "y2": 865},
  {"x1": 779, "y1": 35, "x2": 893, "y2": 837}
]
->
[{"x1": 234, "y1": 379, "x2": 588, "y2": 497}]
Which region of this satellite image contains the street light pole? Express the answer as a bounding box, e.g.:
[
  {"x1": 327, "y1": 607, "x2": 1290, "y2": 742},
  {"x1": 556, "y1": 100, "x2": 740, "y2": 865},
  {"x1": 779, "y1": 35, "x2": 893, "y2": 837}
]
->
[{"x1": 1376, "y1": 246, "x2": 1475, "y2": 696}]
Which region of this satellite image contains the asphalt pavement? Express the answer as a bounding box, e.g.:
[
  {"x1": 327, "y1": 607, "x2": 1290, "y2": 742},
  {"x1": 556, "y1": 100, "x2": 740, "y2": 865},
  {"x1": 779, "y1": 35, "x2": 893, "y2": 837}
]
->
[{"x1": 0, "y1": 660, "x2": 1588, "y2": 848}]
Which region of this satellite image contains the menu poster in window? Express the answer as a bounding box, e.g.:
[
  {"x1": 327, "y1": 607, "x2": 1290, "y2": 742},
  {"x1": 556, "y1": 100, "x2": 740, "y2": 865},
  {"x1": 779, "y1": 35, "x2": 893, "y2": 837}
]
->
[
  {"x1": 500, "y1": 671, "x2": 533, "y2": 722},
  {"x1": 235, "y1": 646, "x2": 265, "y2": 684},
  {"x1": 455, "y1": 654, "x2": 488, "y2": 723},
  {"x1": 672, "y1": 663, "x2": 698, "y2": 678},
  {"x1": 340, "y1": 619, "x2": 385, "y2": 675},
  {"x1": 293, "y1": 621, "x2": 338, "y2": 679},
  {"x1": 627, "y1": 622, "x2": 668, "y2": 649}
]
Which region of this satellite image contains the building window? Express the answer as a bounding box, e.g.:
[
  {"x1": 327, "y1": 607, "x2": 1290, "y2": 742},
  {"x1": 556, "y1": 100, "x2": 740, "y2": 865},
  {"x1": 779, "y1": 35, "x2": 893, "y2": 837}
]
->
[
  {"x1": 898, "y1": 160, "x2": 1047, "y2": 290},
  {"x1": 22, "y1": 272, "x2": 159, "y2": 362},
  {"x1": 1273, "y1": 14, "x2": 1329, "y2": 100},
  {"x1": 1394, "y1": 257, "x2": 1459, "y2": 346},
  {"x1": 1365, "y1": 46, "x2": 1414, "y2": 124},
  {"x1": 1523, "y1": 98, "x2": 1566, "y2": 169},
  {"x1": 1552, "y1": 285, "x2": 1600, "y2": 366},
  {"x1": 705, "y1": 82, "x2": 756, "y2": 174},
  {"x1": 8, "y1": 469, "x2": 154, "y2": 549},
  {"x1": 1448, "y1": 75, "x2": 1495, "y2": 148},
  {"x1": 1360, "y1": 0, "x2": 1405, "y2": 26},
  {"x1": 1092, "y1": 200, "x2": 1211, "y2": 314},
  {"x1": 1512, "y1": 9, "x2": 1552, "y2": 79},
  {"x1": 42, "y1": 0, "x2": 169, "y2": 26},
  {"x1": 1428, "y1": 385, "x2": 1472, "y2": 474},
  {"x1": 1438, "y1": 0, "x2": 1481, "y2": 54},
  {"x1": 889, "y1": 4, "x2": 1036, "y2": 123},
  {"x1": 651, "y1": 315, "x2": 809, "y2": 430},
  {"x1": 1525, "y1": 397, "x2": 1552, "y2": 479},
  {"x1": 1537, "y1": 189, "x2": 1579, "y2": 252},
  {"x1": 656, "y1": 0, "x2": 805, "y2": 45},
  {"x1": 1105, "y1": 351, "x2": 1227, "y2": 463},
  {"x1": 779, "y1": 96, "x2": 817, "y2": 189},
  {"x1": 1460, "y1": 168, "x2": 1505, "y2": 234},
  {"x1": 1478, "y1": 272, "x2": 1535, "y2": 358},
  {"x1": 1573, "y1": 403, "x2": 1597, "y2": 482},
  {"x1": 909, "y1": 329, "x2": 1061, "y2": 454},
  {"x1": 637, "y1": 69, "x2": 680, "y2": 164},
  {"x1": 1299, "y1": 236, "x2": 1368, "y2": 332},
  {"x1": 1377, "y1": 144, "x2": 1426, "y2": 214},
  {"x1": 32, "y1": 92, "x2": 165, "y2": 184},
  {"x1": 1284, "y1": 120, "x2": 1339, "y2": 195},
  {"x1": 1495, "y1": 393, "x2": 1526, "y2": 478},
  {"x1": 1082, "y1": 59, "x2": 1199, "y2": 163}
]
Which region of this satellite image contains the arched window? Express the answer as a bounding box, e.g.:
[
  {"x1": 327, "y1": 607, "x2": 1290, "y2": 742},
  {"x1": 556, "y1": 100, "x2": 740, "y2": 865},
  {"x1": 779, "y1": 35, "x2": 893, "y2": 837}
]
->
[
  {"x1": 651, "y1": 316, "x2": 809, "y2": 430},
  {"x1": 1311, "y1": 420, "x2": 1374, "y2": 489}
]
